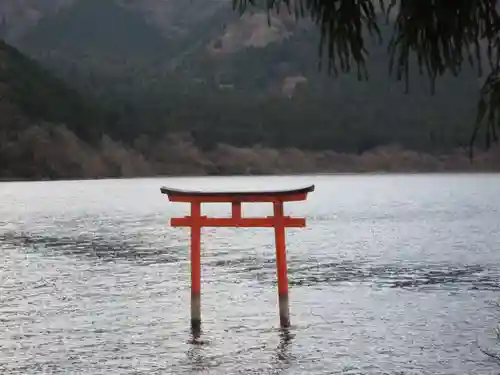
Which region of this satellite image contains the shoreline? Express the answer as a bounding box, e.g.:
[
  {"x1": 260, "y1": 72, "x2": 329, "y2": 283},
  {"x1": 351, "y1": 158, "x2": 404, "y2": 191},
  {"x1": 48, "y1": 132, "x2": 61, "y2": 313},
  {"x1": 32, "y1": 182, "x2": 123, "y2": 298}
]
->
[{"x1": 1, "y1": 170, "x2": 499, "y2": 184}]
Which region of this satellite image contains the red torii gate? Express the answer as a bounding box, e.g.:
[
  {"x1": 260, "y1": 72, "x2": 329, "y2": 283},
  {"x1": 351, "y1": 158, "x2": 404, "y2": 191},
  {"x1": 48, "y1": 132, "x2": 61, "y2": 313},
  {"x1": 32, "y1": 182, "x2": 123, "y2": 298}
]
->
[{"x1": 160, "y1": 184, "x2": 314, "y2": 334}]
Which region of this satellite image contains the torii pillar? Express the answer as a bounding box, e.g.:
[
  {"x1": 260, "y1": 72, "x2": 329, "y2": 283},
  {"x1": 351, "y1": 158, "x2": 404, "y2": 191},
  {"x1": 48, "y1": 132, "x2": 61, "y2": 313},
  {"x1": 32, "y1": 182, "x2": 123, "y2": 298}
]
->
[{"x1": 160, "y1": 184, "x2": 314, "y2": 335}]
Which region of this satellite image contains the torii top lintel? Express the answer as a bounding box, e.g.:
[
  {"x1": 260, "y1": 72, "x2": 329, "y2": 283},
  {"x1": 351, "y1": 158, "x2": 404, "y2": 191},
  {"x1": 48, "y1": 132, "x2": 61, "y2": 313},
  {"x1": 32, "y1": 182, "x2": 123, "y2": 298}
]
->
[
  {"x1": 160, "y1": 185, "x2": 315, "y2": 203},
  {"x1": 161, "y1": 184, "x2": 314, "y2": 228}
]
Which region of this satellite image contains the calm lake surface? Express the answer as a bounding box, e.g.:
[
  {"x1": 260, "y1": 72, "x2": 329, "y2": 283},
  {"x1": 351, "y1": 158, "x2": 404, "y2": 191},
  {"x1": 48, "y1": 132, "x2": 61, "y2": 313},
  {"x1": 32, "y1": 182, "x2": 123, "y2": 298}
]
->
[{"x1": 1, "y1": 174, "x2": 500, "y2": 375}]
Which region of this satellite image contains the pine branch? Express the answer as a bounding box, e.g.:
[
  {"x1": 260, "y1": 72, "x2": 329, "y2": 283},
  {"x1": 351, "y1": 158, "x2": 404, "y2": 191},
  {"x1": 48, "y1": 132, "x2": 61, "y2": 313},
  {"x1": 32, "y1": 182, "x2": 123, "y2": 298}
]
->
[{"x1": 232, "y1": 0, "x2": 500, "y2": 153}]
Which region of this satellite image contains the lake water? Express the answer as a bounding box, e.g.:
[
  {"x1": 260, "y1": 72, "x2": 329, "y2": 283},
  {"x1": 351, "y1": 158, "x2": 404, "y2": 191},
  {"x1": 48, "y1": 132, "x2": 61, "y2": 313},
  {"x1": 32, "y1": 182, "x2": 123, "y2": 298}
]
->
[{"x1": 1, "y1": 174, "x2": 500, "y2": 374}]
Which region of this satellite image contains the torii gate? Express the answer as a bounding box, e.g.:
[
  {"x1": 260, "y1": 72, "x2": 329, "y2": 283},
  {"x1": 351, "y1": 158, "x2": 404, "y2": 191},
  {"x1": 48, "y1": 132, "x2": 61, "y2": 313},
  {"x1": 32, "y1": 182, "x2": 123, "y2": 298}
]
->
[{"x1": 160, "y1": 184, "x2": 314, "y2": 334}]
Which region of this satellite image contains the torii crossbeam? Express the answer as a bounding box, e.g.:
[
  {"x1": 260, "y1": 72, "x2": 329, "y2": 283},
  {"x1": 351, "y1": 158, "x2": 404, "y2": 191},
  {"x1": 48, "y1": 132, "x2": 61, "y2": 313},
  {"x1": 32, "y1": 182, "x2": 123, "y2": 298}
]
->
[{"x1": 160, "y1": 184, "x2": 314, "y2": 334}]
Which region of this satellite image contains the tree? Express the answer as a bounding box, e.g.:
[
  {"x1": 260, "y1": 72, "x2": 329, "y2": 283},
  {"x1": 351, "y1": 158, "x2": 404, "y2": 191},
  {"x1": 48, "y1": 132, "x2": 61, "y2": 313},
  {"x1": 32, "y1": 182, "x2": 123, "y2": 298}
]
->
[{"x1": 233, "y1": 0, "x2": 500, "y2": 153}]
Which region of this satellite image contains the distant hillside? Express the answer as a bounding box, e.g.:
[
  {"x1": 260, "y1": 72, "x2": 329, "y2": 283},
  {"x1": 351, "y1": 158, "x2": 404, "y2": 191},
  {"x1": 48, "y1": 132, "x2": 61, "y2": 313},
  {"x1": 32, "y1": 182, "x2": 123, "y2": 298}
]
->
[
  {"x1": 0, "y1": 1, "x2": 498, "y2": 180},
  {"x1": 1, "y1": 39, "x2": 499, "y2": 180},
  {"x1": 17, "y1": 0, "x2": 170, "y2": 66},
  {"x1": 0, "y1": 0, "x2": 73, "y2": 41},
  {"x1": 0, "y1": 39, "x2": 106, "y2": 141},
  {"x1": 12, "y1": 5, "x2": 479, "y2": 155},
  {"x1": 2, "y1": 0, "x2": 480, "y2": 91},
  {"x1": 0, "y1": 39, "x2": 154, "y2": 180}
]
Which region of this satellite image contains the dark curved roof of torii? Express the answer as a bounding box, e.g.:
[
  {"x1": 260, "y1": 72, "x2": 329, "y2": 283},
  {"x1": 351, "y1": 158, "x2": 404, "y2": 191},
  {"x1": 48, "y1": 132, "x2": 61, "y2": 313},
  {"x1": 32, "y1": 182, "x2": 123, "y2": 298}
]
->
[{"x1": 160, "y1": 185, "x2": 315, "y2": 197}]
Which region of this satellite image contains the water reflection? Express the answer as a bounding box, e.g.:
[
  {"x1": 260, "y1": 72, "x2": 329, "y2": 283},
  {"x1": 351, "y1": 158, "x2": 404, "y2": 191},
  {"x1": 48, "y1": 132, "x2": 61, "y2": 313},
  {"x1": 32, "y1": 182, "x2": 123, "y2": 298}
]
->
[
  {"x1": 275, "y1": 328, "x2": 294, "y2": 363},
  {"x1": 0, "y1": 231, "x2": 185, "y2": 265},
  {"x1": 183, "y1": 328, "x2": 296, "y2": 375},
  {"x1": 2, "y1": 231, "x2": 500, "y2": 292},
  {"x1": 186, "y1": 345, "x2": 211, "y2": 372},
  {"x1": 188, "y1": 328, "x2": 208, "y2": 345}
]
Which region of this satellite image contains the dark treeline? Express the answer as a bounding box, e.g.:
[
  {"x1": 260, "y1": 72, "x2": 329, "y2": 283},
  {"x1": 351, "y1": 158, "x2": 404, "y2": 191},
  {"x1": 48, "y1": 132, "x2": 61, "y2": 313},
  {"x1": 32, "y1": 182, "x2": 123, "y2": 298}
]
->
[
  {"x1": 32, "y1": 47, "x2": 479, "y2": 156},
  {"x1": 49, "y1": 65, "x2": 478, "y2": 156}
]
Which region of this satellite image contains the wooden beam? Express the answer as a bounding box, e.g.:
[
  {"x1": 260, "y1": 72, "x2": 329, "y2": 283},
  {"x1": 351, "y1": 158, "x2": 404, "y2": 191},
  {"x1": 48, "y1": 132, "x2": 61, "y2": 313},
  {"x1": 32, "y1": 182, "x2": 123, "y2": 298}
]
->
[
  {"x1": 231, "y1": 202, "x2": 242, "y2": 219},
  {"x1": 171, "y1": 216, "x2": 306, "y2": 228}
]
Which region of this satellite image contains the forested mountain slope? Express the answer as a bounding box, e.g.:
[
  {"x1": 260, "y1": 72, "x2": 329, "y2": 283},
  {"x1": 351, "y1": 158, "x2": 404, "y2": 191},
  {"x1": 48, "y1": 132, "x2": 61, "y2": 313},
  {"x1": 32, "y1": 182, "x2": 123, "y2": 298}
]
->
[
  {"x1": 0, "y1": 40, "x2": 152, "y2": 179},
  {"x1": 0, "y1": 1, "x2": 498, "y2": 179}
]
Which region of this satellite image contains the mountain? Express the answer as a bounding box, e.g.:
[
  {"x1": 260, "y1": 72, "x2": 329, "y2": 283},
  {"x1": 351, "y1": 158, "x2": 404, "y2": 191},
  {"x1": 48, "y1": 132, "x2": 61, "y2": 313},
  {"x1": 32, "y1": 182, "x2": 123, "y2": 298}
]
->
[
  {"x1": 0, "y1": 38, "x2": 106, "y2": 140},
  {"x1": 17, "y1": 0, "x2": 170, "y2": 62},
  {"x1": 5, "y1": 0, "x2": 478, "y2": 93},
  {"x1": 4, "y1": 0, "x2": 481, "y2": 149},
  {"x1": 1, "y1": 1, "x2": 497, "y2": 180},
  {"x1": 0, "y1": 0, "x2": 281, "y2": 52},
  {"x1": 0, "y1": 0, "x2": 73, "y2": 41},
  {"x1": 0, "y1": 39, "x2": 158, "y2": 180},
  {"x1": 0, "y1": 38, "x2": 92, "y2": 178},
  {"x1": 2, "y1": 0, "x2": 307, "y2": 86}
]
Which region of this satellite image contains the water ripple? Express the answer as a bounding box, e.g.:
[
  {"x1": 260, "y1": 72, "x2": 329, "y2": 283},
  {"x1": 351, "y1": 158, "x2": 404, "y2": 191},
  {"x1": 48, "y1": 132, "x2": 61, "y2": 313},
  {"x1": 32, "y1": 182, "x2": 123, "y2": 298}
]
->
[{"x1": 1, "y1": 175, "x2": 500, "y2": 374}]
